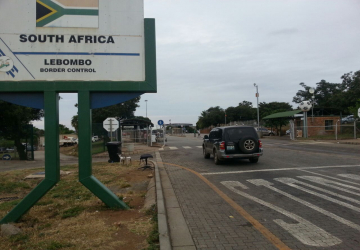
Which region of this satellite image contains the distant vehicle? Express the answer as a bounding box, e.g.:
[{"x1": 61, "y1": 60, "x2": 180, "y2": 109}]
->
[
  {"x1": 203, "y1": 126, "x2": 263, "y2": 164},
  {"x1": 256, "y1": 127, "x2": 275, "y2": 136},
  {"x1": 341, "y1": 115, "x2": 355, "y2": 124},
  {"x1": 6, "y1": 147, "x2": 15, "y2": 152},
  {"x1": 286, "y1": 129, "x2": 290, "y2": 135},
  {"x1": 92, "y1": 136, "x2": 99, "y2": 142},
  {"x1": 60, "y1": 136, "x2": 77, "y2": 147}
]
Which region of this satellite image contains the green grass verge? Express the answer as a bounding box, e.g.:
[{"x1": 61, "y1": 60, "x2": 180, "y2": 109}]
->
[{"x1": 91, "y1": 140, "x2": 106, "y2": 155}]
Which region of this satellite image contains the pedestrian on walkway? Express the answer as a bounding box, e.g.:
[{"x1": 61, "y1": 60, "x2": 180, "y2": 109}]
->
[{"x1": 194, "y1": 129, "x2": 196, "y2": 137}]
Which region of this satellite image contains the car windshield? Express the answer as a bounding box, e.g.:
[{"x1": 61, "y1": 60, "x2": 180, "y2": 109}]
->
[{"x1": 224, "y1": 128, "x2": 256, "y2": 141}]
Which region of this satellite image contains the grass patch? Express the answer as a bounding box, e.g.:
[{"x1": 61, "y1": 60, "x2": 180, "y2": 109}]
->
[
  {"x1": 61, "y1": 206, "x2": 85, "y2": 219},
  {"x1": 0, "y1": 161, "x2": 154, "y2": 249},
  {"x1": 0, "y1": 178, "x2": 31, "y2": 193},
  {"x1": 9, "y1": 233, "x2": 29, "y2": 244},
  {"x1": 144, "y1": 205, "x2": 160, "y2": 250},
  {"x1": 0, "y1": 199, "x2": 20, "y2": 210}
]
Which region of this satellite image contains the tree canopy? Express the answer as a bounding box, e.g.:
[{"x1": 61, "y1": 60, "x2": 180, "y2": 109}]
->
[
  {"x1": 59, "y1": 124, "x2": 75, "y2": 134},
  {"x1": 292, "y1": 70, "x2": 360, "y2": 115},
  {"x1": 196, "y1": 106, "x2": 225, "y2": 129},
  {"x1": 0, "y1": 101, "x2": 44, "y2": 160},
  {"x1": 92, "y1": 96, "x2": 141, "y2": 123},
  {"x1": 71, "y1": 96, "x2": 141, "y2": 132}
]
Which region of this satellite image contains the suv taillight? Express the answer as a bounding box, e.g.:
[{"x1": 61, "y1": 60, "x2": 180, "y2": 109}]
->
[
  {"x1": 220, "y1": 142, "x2": 225, "y2": 150},
  {"x1": 259, "y1": 140, "x2": 262, "y2": 148}
]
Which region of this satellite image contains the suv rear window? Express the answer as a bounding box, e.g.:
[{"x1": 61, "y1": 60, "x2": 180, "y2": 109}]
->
[{"x1": 224, "y1": 127, "x2": 257, "y2": 141}]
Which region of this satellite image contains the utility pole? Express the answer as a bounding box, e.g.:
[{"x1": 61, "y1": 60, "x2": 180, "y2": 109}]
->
[
  {"x1": 254, "y1": 83, "x2": 260, "y2": 128},
  {"x1": 145, "y1": 100, "x2": 148, "y2": 117}
]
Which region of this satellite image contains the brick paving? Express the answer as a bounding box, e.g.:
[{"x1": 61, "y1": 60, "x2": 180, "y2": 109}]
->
[{"x1": 162, "y1": 156, "x2": 278, "y2": 250}]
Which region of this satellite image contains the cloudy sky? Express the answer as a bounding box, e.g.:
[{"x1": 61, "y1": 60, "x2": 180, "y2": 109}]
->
[{"x1": 33, "y1": 0, "x2": 360, "y2": 130}]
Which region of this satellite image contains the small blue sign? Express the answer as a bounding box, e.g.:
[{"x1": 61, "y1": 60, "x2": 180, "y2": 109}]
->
[
  {"x1": 2, "y1": 154, "x2": 11, "y2": 160},
  {"x1": 158, "y1": 120, "x2": 164, "y2": 126}
]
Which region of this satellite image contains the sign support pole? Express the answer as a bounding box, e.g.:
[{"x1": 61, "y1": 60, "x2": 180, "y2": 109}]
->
[
  {"x1": 1, "y1": 91, "x2": 60, "y2": 224},
  {"x1": 78, "y1": 91, "x2": 128, "y2": 209}
]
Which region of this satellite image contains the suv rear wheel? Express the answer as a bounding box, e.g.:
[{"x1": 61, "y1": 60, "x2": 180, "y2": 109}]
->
[
  {"x1": 203, "y1": 147, "x2": 210, "y2": 159},
  {"x1": 239, "y1": 137, "x2": 257, "y2": 154}
]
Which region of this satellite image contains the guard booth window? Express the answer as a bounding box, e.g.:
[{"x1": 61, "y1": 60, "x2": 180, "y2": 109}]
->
[{"x1": 325, "y1": 120, "x2": 333, "y2": 130}]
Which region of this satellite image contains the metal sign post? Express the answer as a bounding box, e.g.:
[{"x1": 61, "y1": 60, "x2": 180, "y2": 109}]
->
[{"x1": 103, "y1": 117, "x2": 119, "y2": 141}]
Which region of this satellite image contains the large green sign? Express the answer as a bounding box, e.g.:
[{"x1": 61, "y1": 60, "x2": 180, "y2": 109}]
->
[{"x1": 0, "y1": 0, "x2": 156, "y2": 224}]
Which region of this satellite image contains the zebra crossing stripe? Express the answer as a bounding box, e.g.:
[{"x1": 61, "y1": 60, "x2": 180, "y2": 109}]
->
[
  {"x1": 196, "y1": 146, "x2": 202, "y2": 148},
  {"x1": 169, "y1": 147, "x2": 178, "y2": 150},
  {"x1": 183, "y1": 146, "x2": 191, "y2": 149}
]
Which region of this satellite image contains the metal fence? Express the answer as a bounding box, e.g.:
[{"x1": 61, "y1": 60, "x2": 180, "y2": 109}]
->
[{"x1": 290, "y1": 121, "x2": 359, "y2": 140}]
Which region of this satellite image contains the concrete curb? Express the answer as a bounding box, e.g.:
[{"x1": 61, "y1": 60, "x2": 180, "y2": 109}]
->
[
  {"x1": 153, "y1": 156, "x2": 172, "y2": 250},
  {"x1": 143, "y1": 177, "x2": 156, "y2": 211},
  {"x1": 155, "y1": 152, "x2": 196, "y2": 250}
]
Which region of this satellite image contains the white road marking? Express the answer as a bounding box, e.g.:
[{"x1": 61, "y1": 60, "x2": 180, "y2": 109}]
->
[
  {"x1": 338, "y1": 174, "x2": 360, "y2": 181},
  {"x1": 300, "y1": 170, "x2": 360, "y2": 186},
  {"x1": 201, "y1": 165, "x2": 360, "y2": 176},
  {"x1": 159, "y1": 148, "x2": 164, "y2": 151},
  {"x1": 275, "y1": 177, "x2": 360, "y2": 205},
  {"x1": 247, "y1": 179, "x2": 360, "y2": 232},
  {"x1": 183, "y1": 146, "x2": 192, "y2": 149},
  {"x1": 196, "y1": 146, "x2": 202, "y2": 148},
  {"x1": 221, "y1": 181, "x2": 341, "y2": 247},
  {"x1": 169, "y1": 147, "x2": 178, "y2": 150},
  {"x1": 275, "y1": 177, "x2": 360, "y2": 212},
  {"x1": 298, "y1": 176, "x2": 360, "y2": 196}
]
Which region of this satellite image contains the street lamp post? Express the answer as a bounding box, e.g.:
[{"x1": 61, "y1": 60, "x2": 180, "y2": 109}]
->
[
  {"x1": 254, "y1": 83, "x2": 260, "y2": 129},
  {"x1": 225, "y1": 109, "x2": 227, "y2": 125},
  {"x1": 145, "y1": 100, "x2": 148, "y2": 118},
  {"x1": 309, "y1": 88, "x2": 315, "y2": 122}
]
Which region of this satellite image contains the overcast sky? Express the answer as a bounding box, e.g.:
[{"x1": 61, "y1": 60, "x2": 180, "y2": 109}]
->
[{"x1": 32, "y1": 0, "x2": 360, "y2": 130}]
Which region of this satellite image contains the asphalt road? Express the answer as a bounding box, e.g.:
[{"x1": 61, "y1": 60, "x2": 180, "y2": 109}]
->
[
  {"x1": 161, "y1": 134, "x2": 360, "y2": 249},
  {"x1": 0, "y1": 150, "x2": 106, "y2": 172}
]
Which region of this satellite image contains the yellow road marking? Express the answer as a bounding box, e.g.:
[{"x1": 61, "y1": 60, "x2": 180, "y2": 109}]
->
[{"x1": 164, "y1": 162, "x2": 291, "y2": 250}]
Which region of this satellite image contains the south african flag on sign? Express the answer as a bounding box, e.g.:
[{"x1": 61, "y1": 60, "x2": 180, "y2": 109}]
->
[{"x1": 36, "y1": 0, "x2": 99, "y2": 28}]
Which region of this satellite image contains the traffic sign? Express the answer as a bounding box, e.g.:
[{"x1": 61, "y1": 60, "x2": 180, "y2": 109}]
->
[
  {"x1": 158, "y1": 120, "x2": 164, "y2": 126},
  {"x1": 103, "y1": 117, "x2": 119, "y2": 132},
  {"x1": 2, "y1": 154, "x2": 11, "y2": 160}
]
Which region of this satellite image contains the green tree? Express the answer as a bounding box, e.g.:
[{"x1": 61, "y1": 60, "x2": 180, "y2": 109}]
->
[
  {"x1": 292, "y1": 70, "x2": 360, "y2": 114},
  {"x1": 259, "y1": 102, "x2": 293, "y2": 120},
  {"x1": 72, "y1": 96, "x2": 141, "y2": 132},
  {"x1": 259, "y1": 102, "x2": 293, "y2": 133},
  {"x1": 339, "y1": 70, "x2": 360, "y2": 114},
  {"x1": 71, "y1": 115, "x2": 78, "y2": 134},
  {"x1": 59, "y1": 124, "x2": 75, "y2": 134},
  {"x1": 292, "y1": 81, "x2": 342, "y2": 108},
  {"x1": 92, "y1": 96, "x2": 141, "y2": 123},
  {"x1": 197, "y1": 106, "x2": 225, "y2": 129},
  {"x1": 0, "y1": 101, "x2": 44, "y2": 160}
]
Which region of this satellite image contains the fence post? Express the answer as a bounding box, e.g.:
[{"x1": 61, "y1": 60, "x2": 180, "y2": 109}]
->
[
  {"x1": 355, "y1": 121, "x2": 357, "y2": 139},
  {"x1": 335, "y1": 121, "x2": 338, "y2": 140}
]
